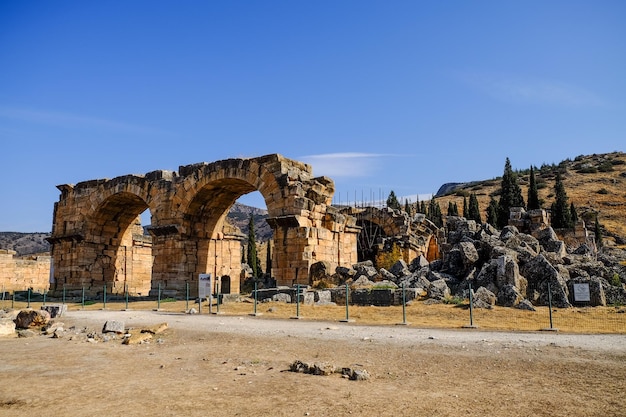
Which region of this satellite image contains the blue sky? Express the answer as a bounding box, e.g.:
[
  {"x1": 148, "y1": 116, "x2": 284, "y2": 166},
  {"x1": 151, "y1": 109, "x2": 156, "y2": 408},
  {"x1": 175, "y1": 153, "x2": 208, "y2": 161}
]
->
[{"x1": 1, "y1": 1, "x2": 624, "y2": 232}]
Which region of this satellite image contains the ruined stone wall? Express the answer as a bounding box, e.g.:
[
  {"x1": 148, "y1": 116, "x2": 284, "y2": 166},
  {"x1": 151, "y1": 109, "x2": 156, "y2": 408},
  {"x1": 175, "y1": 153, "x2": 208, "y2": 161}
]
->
[
  {"x1": 0, "y1": 250, "x2": 51, "y2": 293},
  {"x1": 49, "y1": 154, "x2": 359, "y2": 295}
]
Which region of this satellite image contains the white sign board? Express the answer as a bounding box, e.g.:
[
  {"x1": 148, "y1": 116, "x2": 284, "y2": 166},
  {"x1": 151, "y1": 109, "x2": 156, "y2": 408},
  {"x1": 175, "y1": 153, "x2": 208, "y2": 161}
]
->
[
  {"x1": 573, "y1": 283, "x2": 590, "y2": 302},
  {"x1": 198, "y1": 274, "x2": 212, "y2": 299}
]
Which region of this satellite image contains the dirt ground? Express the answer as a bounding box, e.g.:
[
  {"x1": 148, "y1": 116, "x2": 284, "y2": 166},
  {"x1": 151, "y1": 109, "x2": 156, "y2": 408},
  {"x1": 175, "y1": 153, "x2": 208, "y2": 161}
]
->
[{"x1": 1, "y1": 308, "x2": 626, "y2": 417}]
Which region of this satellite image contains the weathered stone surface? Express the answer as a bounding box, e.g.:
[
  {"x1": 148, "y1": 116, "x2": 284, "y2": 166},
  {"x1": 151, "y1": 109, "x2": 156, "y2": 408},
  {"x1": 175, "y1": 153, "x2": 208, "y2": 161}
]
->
[
  {"x1": 0, "y1": 318, "x2": 16, "y2": 336},
  {"x1": 473, "y1": 286, "x2": 496, "y2": 306},
  {"x1": 427, "y1": 279, "x2": 450, "y2": 300},
  {"x1": 353, "y1": 261, "x2": 379, "y2": 280},
  {"x1": 497, "y1": 284, "x2": 524, "y2": 307},
  {"x1": 389, "y1": 259, "x2": 410, "y2": 278},
  {"x1": 409, "y1": 255, "x2": 429, "y2": 272},
  {"x1": 15, "y1": 309, "x2": 51, "y2": 329},
  {"x1": 123, "y1": 332, "x2": 153, "y2": 345},
  {"x1": 141, "y1": 322, "x2": 168, "y2": 334},
  {"x1": 314, "y1": 290, "x2": 332, "y2": 304},
  {"x1": 271, "y1": 293, "x2": 291, "y2": 303},
  {"x1": 43, "y1": 321, "x2": 65, "y2": 335},
  {"x1": 41, "y1": 304, "x2": 67, "y2": 318},
  {"x1": 102, "y1": 320, "x2": 125, "y2": 334},
  {"x1": 17, "y1": 329, "x2": 37, "y2": 338},
  {"x1": 379, "y1": 268, "x2": 397, "y2": 282},
  {"x1": 521, "y1": 255, "x2": 571, "y2": 308},
  {"x1": 309, "y1": 261, "x2": 333, "y2": 283},
  {"x1": 352, "y1": 276, "x2": 375, "y2": 288},
  {"x1": 516, "y1": 299, "x2": 536, "y2": 311}
]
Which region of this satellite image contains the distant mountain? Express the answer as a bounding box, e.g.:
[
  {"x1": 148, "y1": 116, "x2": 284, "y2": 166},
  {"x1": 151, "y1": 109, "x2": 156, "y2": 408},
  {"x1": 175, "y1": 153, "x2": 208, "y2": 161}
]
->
[
  {"x1": 0, "y1": 232, "x2": 50, "y2": 256},
  {"x1": 227, "y1": 202, "x2": 271, "y2": 241},
  {"x1": 0, "y1": 202, "x2": 271, "y2": 257}
]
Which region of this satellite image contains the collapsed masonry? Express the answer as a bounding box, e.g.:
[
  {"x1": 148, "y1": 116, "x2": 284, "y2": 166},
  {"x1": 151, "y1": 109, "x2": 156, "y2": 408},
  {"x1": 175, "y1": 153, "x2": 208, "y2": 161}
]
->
[{"x1": 47, "y1": 154, "x2": 360, "y2": 297}]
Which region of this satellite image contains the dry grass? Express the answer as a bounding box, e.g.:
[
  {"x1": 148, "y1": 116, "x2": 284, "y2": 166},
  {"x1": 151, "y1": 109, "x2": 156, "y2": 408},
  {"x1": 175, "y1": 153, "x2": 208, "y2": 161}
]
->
[
  {"x1": 6, "y1": 298, "x2": 625, "y2": 334},
  {"x1": 436, "y1": 151, "x2": 626, "y2": 243}
]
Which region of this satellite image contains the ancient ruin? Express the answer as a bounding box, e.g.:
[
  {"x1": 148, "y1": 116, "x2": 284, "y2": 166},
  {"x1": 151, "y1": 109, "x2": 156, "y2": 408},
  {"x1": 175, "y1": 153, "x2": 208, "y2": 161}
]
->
[
  {"x1": 47, "y1": 154, "x2": 359, "y2": 297},
  {"x1": 339, "y1": 206, "x2": 441, "y2": 263}
]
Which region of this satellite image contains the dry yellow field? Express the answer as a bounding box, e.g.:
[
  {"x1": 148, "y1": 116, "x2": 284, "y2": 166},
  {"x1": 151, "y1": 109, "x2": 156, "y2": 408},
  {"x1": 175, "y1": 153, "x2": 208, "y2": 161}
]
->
[{"x1": 6, "y1": 297, "x2": 625, "y2": 334}]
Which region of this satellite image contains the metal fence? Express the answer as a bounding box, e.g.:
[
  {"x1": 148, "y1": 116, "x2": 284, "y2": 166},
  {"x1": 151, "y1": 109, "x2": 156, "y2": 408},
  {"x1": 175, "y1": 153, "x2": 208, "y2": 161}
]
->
[{"x1": 2, "y1": 283, "x2": 625, "y2": 334}]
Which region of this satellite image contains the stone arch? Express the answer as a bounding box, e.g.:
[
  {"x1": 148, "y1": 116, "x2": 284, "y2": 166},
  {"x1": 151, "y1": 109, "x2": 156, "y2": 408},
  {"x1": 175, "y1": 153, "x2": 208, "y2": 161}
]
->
[
  {"x1": 48, "y1": 175, "x2": 157, "y2": 295},
  {"x1": 49, "y1": 154, "x2": 360, "y2": 296}
]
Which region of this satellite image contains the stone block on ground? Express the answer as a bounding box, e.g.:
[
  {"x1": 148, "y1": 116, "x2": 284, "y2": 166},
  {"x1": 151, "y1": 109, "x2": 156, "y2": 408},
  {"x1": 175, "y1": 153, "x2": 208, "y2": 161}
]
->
[
  {"x1": 14, "y1": 309, "x2": 51, "y2": 329},
  {"x1": 123, "y1": 332, "x2": 153, "y2": 345},
  {"x1": 141, "y1": 322, "x2": 168, "y2": 334},
  {"x1": 0, "y1": 318, "x2": 16, "y2": 336},
  {"x1": 103, "y1": 320, "x2": 125, "y2": 334},
  {"x1": 41, "y1": 304, "x2": 67, "y2": 318}
]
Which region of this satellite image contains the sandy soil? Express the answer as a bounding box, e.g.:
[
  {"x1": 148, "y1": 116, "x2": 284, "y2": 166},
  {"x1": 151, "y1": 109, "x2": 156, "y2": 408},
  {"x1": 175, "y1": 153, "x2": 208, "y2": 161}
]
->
[{"x1": 1, "y1": 309, "x2": 626, "y2": 417}]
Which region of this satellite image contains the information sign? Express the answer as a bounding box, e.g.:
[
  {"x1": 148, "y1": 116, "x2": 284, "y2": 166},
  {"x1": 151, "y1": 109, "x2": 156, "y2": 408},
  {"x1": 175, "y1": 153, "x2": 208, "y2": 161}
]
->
[
  {"x1": 198, "y1": 273, "x2": 212, "y2": 300},
  {"x1": 573, "y1": 283, "x2": 590, "y2": 302}
]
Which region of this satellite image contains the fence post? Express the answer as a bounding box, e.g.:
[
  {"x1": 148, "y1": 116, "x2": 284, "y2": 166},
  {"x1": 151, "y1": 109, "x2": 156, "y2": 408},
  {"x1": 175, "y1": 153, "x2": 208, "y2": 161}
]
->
[
  {"x1": 43, "y1": 290, "x2": 46, "y2": 306},
  {"x1": 213, "y1": 280, "x2": 221, "y2": 315},
  {"x1": 340, "y1": 283, "x2": 353, "y2": 322},
  {"x1": 291, "y1": 284, "x2": 301, "y2": 319},
  {"x1": 186, "y1": 281, "x2": 189, "y2": 312},
  {"x1": 27, "y1": 287, "x2": 31, "y2": 308},
  {"x1": 62, "y1": 285, "x2": 66, "y2": 305},
  {"x1": 463, "y1": 282, "x2": 478, "y2": 329},
  {"x1": 402, "y1": 283, "x2": 408, "y2": 324},
  {"x1": 157, "y1": 282, "x2": 161, "y2": 310},
  {"x1": 102, "y1": 284, "x2": 107, "y2": 310},
  {"x1": 250, "y1": 280, "x2": 262, "y2": 317},
  {"x1": 81, "y1": 286, "x2": 85, "y2": 310},
  {"x1": 125, "y1": 283, "x2": 129, "y2": 311},
  {"x1": 542, "y1": 281, "x2": 559, "y2": 332}
]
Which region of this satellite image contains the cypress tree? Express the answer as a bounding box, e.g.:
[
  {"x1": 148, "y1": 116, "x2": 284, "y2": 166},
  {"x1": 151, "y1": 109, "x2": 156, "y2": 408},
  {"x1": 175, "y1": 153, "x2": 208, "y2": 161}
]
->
[
  {"x1": 570, "y1": 202, "x2": 578, "y2": 224},
  {"x1": 595, "y1": 214, "x2": 603, "y2": 249},
  {"x1": 527, "y1": 165, "x2": 540, "y2": 210},
  {"x1": 486, "y1": 197, "x2": 499, "y2": 227},
  {"x1": 447, "y1": 201, "x2": 455, "y2": 216},
  {"x1": 247, "y1": 214, "x2": 259, "y2": 278},
  {"x1": 468, "y1": 193, "x2": 482, "y2": 223},
  {"x1": 428, "y1": 198, "x2": 443, "y2": 227},
  {"x1": 497, "y1": 158, "x2": 525, "y2": 228},
  {"x1": 265, "y1": 241, "x2": 272, "y2": 276},
  {"x1": 462, "y1": 196, "x2": 469, "y2": 218},
  {"x1": 404, "y1": 199, "x2": 411, "y2": 215},
  {"x1": 420, "y1": 200, "x2": 427, "y2": 215},
  {"x1": 453, "y1": 202, "x2": 459, "y2": 216},
  {"x1": 387, "y1": 190, "x2": 401, "y2": 210},
  {"x1": 551, "y1": 172, "x2": 572, "y2": 229}
]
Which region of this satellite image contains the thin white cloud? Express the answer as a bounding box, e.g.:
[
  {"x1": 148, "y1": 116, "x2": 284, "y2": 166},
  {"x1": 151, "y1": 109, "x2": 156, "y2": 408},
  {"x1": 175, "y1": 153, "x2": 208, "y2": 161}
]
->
[
  {"x1": 299, "y1": 152, "x2": 402, "y2": 178},
  {"x1": 0, "y1": 106, "x2": 172, "y2": 135},
  {"x1": 459, "y1": 72, "x2": 605, "y2": 107}
]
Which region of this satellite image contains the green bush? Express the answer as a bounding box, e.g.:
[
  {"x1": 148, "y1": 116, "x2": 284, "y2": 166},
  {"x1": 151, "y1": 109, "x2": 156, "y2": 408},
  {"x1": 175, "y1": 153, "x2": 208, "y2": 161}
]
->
[
  {"x1": 577, "y1": 167, "x2": 598, "y2": 174},
  {"x1": 610, "y1": 273, "x2": 622, "y2": 287}
]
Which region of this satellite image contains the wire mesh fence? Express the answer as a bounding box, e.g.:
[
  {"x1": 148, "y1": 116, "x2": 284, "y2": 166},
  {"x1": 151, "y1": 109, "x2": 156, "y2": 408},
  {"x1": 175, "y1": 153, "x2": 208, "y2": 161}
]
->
[{"x1": 2, "y1": 284, "x2": 625, "y2": 334}]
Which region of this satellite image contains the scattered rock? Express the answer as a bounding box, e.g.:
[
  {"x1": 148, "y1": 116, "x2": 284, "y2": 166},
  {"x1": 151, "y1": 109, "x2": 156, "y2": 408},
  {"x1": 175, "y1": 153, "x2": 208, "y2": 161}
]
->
[
  {"x1": 14, "y1": 309, "x2": 51, "y2": 329},
  {"x1": 141, "y1": 322, "x2": 168, "y2": 334},
  {"x1": 123, "y1": 332, "x2": 153, "y2": 345},
  {"x1": 102, "y1": 320, "x2": 125, "y2": 334},
  {"x1": 41, "y1": 304, "x2": 67, "y2": 318},
  {"x1": 0, "y1": 318, "x2": 16, "y2": 336}
]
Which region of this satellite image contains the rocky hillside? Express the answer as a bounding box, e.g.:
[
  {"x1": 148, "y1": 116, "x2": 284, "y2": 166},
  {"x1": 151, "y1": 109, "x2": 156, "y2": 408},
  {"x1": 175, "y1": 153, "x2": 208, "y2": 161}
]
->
[
  {"x1": 0, "y1": 232, "x2": 50, "y2": 256},
  {"x1": 434, "y1": 151, "x2": 626, "y2": 245},
  {"x1": 0, "y1": 202, "x2": 271, "y2": 257}
]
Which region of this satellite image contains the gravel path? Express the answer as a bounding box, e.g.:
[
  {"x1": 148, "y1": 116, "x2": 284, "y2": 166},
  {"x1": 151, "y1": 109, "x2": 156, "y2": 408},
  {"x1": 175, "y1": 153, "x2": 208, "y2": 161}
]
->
[{"x1": 66, "y1": 309, "x2": 626, "y2": 353}]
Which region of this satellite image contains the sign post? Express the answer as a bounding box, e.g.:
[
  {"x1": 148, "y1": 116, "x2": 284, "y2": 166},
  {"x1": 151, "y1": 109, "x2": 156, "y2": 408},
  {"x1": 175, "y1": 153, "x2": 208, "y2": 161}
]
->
[{"x1": 198, "y1": 274, "x2": 212, "y2": 314}]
